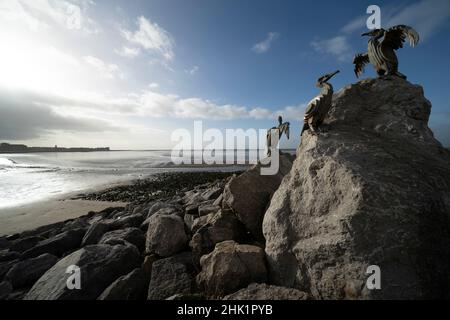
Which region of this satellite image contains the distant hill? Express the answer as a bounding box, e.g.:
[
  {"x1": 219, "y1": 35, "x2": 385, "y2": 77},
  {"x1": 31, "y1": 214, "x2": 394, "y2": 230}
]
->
[{"x1": 0, "y1": 143, "x2": 110, "y2": 153}]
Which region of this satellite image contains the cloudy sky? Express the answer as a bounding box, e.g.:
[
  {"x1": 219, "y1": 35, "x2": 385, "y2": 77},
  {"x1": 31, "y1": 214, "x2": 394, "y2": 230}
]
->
[{"x1": 0, "y1": 0, "x2": 449, "y2": 149}]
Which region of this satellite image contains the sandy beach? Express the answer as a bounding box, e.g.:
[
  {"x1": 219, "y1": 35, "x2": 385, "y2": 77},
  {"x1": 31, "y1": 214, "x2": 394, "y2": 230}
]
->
[{"x1": 0, "y1": 197, "x2": 127, "y2": 236}]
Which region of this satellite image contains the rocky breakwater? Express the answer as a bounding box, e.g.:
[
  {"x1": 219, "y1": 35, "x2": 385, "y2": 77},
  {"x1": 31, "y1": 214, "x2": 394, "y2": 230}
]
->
[
  {"x1": 0, "y1": 166, "x2": 307, "y2": 300},
  {"x1": 263, "y1": 77, "x2": 450, "y2": 299}
]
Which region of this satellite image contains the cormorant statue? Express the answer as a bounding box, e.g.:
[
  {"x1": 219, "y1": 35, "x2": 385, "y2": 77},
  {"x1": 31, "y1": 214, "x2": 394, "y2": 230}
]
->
[
  {"x1": 301, "y1": 70, "x2": 340, "y2": 136},
  {"x1": 266, "y1": 116, "x2": 290, "y2": 156},
  {"x1": 353, "y1": 25, "x2": 419, "y2": 79}
]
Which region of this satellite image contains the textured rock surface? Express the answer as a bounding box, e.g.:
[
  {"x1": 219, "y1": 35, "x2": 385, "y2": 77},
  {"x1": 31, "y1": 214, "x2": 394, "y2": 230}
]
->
[
  {"x1": 147, "y1": 252, "x2": 196, "y2": 300},
  {"x1": 22, "y1": 229, "x2": 85, "y2": 259},
  {"x1": 223, "y1": 283, "x2": 308, "y2": 300},
  {"x1": 81, "y1": 222, "x2": 109, "y2": 246},
  {"x1": 263, "y1": 77, "x2": 450, "y2": 299},
  {"x1": 223, "y1": 154, "x2": 293, "y2": 239},
  {"x1": 145, "y1": 214, "x2": 188, "y2": 257},
  {"x1": 5, "y1": 253, "x2": 58, "y2": 289},
  {"x1": 189, "y1": 210, "x2": 246, "y2": 259},
  {"x1": 196, "y1": 241, "x2": 267, "y2": 297},
  {"x1": 25, "y1": 244, "x2": 141, "y2": 300},
  {"x1": 99, "y1": 228, "x2": 145, "y2": 252},
  {"x1": 98, "y1": 268, "x2": 148, "y2": 300}
]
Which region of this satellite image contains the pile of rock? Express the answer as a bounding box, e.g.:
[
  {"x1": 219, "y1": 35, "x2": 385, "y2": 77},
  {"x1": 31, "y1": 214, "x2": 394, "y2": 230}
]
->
[{"x1": 0, "y1": 160, "x2": 299, "y2": 300}]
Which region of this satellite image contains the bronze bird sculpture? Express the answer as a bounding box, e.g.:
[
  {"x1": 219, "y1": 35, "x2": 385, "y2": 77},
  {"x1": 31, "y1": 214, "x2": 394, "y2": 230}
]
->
[
  {"x1": 301, "y1": 70, "x2": 340, "y2": 136},
  {"x1": 353, "y1": 25, "x2": 419, "y2": 79},
  {"x1": 266, "y1": 115, "x2": 290, "y2": 156}
]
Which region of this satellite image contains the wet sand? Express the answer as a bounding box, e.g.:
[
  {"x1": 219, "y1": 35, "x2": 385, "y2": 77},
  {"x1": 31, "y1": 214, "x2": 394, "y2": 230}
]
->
[{"x1": 0, "y1": 198, "x2": 127, "y2": 236}]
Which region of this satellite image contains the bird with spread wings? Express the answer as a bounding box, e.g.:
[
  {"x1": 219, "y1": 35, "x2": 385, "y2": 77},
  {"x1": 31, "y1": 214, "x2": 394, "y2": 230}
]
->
[{"x1": 353, "y1": 25, "x2": 419, "y2": 79}]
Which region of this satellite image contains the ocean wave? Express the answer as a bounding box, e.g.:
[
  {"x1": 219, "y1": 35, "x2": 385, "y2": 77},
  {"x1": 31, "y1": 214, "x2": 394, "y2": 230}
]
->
[{"x1": 0, "y1": 157, "x2": 17, "y2": 167}]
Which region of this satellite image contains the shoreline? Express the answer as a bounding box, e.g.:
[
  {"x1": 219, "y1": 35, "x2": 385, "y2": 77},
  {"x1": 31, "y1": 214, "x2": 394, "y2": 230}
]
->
[{"x1": 0, "y1": 170, "x2": 243, "y2": 237}]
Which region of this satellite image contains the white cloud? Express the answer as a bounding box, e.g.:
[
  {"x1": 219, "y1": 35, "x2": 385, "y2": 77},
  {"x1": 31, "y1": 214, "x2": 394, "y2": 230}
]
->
[
  {"x1": 311, "y1": 36, "x2": 352, "y2": 62},
  {"x1": 83, "y1": 56, "x2": 122, "y2": 80},
  {"x1": 384, "y1": 0, "x2": 450, "y2": 41},
  {"x1": 148, "y1": 82, "x2": 159, "y2": 89},
  {"x1": 121, "y1": 16, "x2": 175, "y2": 61},
  {"x1": 252, "y1": 32, "x2": 280, "y2": 53},
  {"x1": 115, "y1": 46, "x2": 140, "y2": 58},
  {"x1": 0, "y1": 0, "x2": 100, "y2": 33},
  {"x1": 186, "y1": 65, "x2": 199, "y2": 75}
]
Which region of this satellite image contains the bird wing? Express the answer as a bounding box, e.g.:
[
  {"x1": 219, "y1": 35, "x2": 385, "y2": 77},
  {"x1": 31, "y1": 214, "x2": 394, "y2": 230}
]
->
[
  {"x1": 382, "y1": 25, "x2": 419, "y2": 50},
  {"x1": 280, "y1": 123, "x2": 290, "y2": 139},
  {"x1": 353, "y1": 53, "x2": 370, "y2": 78},
  {"x1": 304, "y1": 97, "x2": 320, "y2": 119}
]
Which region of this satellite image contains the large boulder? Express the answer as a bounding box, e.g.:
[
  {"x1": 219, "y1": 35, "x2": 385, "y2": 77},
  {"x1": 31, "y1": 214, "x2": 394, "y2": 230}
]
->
[
  {"x1": 10, "y1": 236, "x2": 45, "y2": 253},
  {"x1": 223, "y1": 283, "x2": 308, "y2": 300},
  {"x1": 263, "y1": 77, "x2": 450, "y2": 300},
  {"x1": 196, "y1": 241, "x2": 267, "y2": 298},
  {"x1": 99, "y1": 228, "x2": 145, "y2": 252},
  {"x1": 0, "y1": 281, "x2": 12, "y2": 300},
  {"x1": 189, "y1": 210, "x2": 247, "y2": 259},
  {"x1": 5, "y1": 253, "x2": 58, "y2": 289},
  {"x1": 223, "y1": 154, "x2": 292, "y2": 239},
  {"x1": 97, "y1": 268, "x2": 148, "y2": 300},
  {"x1": 24, "y1": 244, "x2": 141, "y2": 300},
  {"x1": 147, "y1": 252, "x2": 196, "y2": 300},
  {"x1": 22, "y1": 229, "x2": 85, "y2": 259},
  {"x1": 81, "y1": 222, "x2": 110, "y2": 246},
  {"x1": 145, "y1": 214, "x2": 188, "y2": 257}
]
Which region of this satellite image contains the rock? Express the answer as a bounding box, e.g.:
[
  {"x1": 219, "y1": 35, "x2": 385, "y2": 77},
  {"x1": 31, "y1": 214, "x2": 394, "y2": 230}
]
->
[
  {"x1": 196, "y1": 241, "x2": 267, "y2": 297},
  {"x1": 145, "y1": 214, "x2": 188, "y2": 257},
  {"x1": 62, "y1": 218, "x2": 89, "y2": 232},
  {"x1": 201, "y1": 187, "x2": 223, "y2": 201},
  {"x1": 0, "y1": 250, "x2": 21, "y2": 262},
  {"x1": 0, "y1": 260, "x2": 19, "y2": 280},
  {"x1": 223, "y1": 283, "x2": 309, "y2": 300},
  {"x1": 263, "y1": 77, "x2": 450, "y2": 300},
  {"x1": 5, "y1": 253, "x2": 58, "y2": 289},
  {"x1": 185, "y1": 204, "x2": 199, "y2": 216},
  {"x1": 99, "y1": 228, "x2": 145, "y2": 252},
  {"x1": 81, "y1": 222, "x2": 110, "y2": 246},
  {"x1": 222, "y1": 154, "x2": 292, "y2": 239},
  {"x1": 147, "y1": 252, "x2": 196, "y2": 300},
  {"x1": 147, "y1": 202, "x2": 180, "y2": 218},
  {"x1": 191, "y1": 213, "x2": 215, "y2": 234},
  {"x1": 189, "y1": 210, "x2": 246, "y2": 259},
  {"x1": 108, "y1": 214, "x2": 143, "y2": 230},
  {"x1": 198, "y1": 204, "x2": 221, "y2": 217},
  {"x1": 0, "y1": 281, "x2": 12, "y2": 300},
  {"x1": 22, "y1": 229, "x2": 86, "y2": 259},
  {"x1": 98, "y1": 268, "x2": 148, "y2": 300},
  {"x1": 141, "y1": 207, "x2": 182, "y2": 231},
  {"x1": 19, "y1": 221, "x2": 66, "y2": 239},
  {"x1": 0, "y1": 237, "x2": 9, "y2": 250},
  {"x1": 213, "y1": 194, "x2": 223, "y2": 207},
  {"x1": 10, "y1": 236, "x2": 45, "y2": 253},
  {"x1": 24, "y1": 244, "x2": 141, "y2": 300},
  {"x1": 141, "y1": 255, "x2": 158, "y2": 280}
]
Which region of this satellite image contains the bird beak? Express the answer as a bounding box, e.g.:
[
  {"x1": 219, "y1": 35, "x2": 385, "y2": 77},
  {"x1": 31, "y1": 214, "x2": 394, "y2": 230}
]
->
[
  {"x1": 361, "y1": 32, "x2": 371, "y2": 36},
  {"x1": 324, "y1": 70, "x2": 340, "y2": 82}
]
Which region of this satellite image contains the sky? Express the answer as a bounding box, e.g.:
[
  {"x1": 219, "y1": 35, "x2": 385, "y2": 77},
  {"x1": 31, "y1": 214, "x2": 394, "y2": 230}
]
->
[{"x1": 0, "y1": 0, "x2": 449, "y2": 149}]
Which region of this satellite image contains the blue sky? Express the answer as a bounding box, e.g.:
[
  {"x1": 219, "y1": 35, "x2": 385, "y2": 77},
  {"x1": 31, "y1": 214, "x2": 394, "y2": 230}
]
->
[{"x1": 0, "y1": 0, "x2": 449, "y2": 149}]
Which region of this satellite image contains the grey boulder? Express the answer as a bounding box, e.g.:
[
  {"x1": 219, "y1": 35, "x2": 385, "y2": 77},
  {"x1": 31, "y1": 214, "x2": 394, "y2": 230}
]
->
[{"x1": 24, "y1": 244, "x2": 141, "y2": 300}]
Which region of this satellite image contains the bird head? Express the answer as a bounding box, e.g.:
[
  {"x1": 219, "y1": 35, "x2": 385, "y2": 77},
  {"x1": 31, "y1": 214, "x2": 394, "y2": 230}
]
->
[
  {"x1": 316, "y1": 70, "x2": 340, "y2": 86},
  {"x1": 278, "y1": 115, "x2": 283, "y2": 125},
  {"x1": 361, "y1": 28, "x2": 385, "y2": 38}
]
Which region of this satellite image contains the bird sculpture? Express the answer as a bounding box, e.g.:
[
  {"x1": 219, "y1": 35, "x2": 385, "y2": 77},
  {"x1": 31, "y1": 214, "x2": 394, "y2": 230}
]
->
[
  {"x1": 301, "y1": 70, "x2": 340, "y2": 136},
  {"x1": 266, "y1": 116, "x2": 290, "y2": 156},
  {"x1": 353, "y1": 25, "x2": 419, "y2": 79}
]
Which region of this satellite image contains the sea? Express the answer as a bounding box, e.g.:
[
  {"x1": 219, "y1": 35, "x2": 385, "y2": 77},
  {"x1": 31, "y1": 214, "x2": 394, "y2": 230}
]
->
[{"x1": 0, "y1": 150, "x2": 268, "y2": 209}]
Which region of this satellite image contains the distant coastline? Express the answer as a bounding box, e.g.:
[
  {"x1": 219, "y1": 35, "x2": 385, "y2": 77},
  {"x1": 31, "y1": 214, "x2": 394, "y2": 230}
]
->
[{"x1": 0, "y1": 142, "x2": 110, "y2": 154}]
